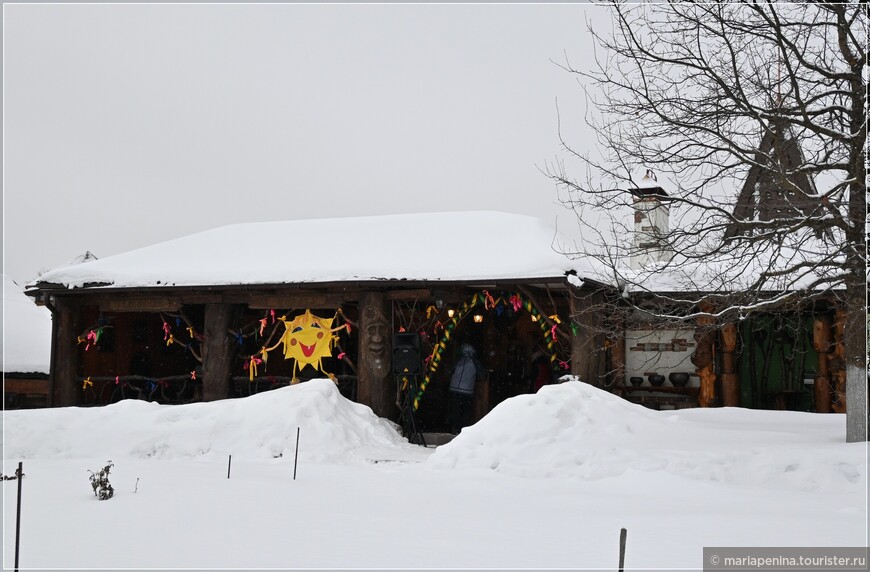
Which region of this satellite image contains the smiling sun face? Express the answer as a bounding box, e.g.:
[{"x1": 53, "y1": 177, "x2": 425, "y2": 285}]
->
[{"x1": 280, "y1": 310, "x2": 336, "y2": 372}]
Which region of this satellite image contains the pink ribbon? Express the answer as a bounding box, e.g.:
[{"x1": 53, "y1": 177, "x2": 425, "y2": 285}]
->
[
  {"x1": 550, "y1": 324, "x2": 558, "y2": 341},
  {"x1": 509, "y1": 295, "x2": 522, "y2": 312}
]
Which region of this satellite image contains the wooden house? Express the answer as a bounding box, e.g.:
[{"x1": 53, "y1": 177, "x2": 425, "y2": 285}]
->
[
  {"x1": 26, "y1": 201, "x2": 844, "y2": 427},
  {"x1": 612, "y1": 133, "x2": 846, "y2": 414},
  {"x1": 25, "y1": 212, "x2": 613, "y2": 431}
]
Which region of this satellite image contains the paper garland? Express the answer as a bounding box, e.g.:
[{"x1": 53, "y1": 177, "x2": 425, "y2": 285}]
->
[{"x1": 412, "y1": 290, "x2": 566, "y2": 410}]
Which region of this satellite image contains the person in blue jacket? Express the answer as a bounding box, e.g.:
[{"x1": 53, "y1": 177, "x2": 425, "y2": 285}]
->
[{"x1": 449, "y1": 343, "x2": 485, "y2": 434}]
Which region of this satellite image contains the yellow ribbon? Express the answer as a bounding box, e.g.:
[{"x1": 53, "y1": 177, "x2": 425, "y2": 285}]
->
[
  {"x1": 549, "y1": 314, "x2": 562, "y2": 324},
  {"x1": 187, "y1": 327, "x2": 195, "y2": 339},
  {"x1": 82, "y1": 377, "x2": 93, "y2": 390},
  {"x1": 426, "y1": 305, "x2": 437, "y2": 319},
  {"x1": 166, "y1": 334, "x2": 175, "y2": 347},
  {"x1": 249, "y1": 356, "x2": 258, "y2": 381}
]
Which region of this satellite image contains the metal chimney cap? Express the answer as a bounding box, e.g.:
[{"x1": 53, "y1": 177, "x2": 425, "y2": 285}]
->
[
  {"x1": 627, "y1": 185, "x2": 669, "y2": 199},
  {"x1": 626, "y1": 168, "x2": 670, "y2": 198}
]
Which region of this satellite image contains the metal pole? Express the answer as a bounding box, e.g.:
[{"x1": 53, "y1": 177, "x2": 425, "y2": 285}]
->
[
  {"x1": 227, "y1": 454, "x2": 232, "y2": 479},
  {"x1": 618, "y1": 527, "x2": 627, "y2": 572},
  {"x1": 15, "y1": 461, "x2": 23, "y2": 572},
  {"x1": 293, "y1": 427, "x2": 300, "y2": 480}
]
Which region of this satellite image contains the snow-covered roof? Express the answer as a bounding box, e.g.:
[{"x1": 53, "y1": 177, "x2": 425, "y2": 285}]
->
[
  {"x1": 617, "y1": 229, "x2": 843, "y2": 295},
  {"x1": 32, "y1": 212, "x2": 599, "y2": 290},
  {"x1": 2, "y1": 274, "x2": 52, "y2": 374}
]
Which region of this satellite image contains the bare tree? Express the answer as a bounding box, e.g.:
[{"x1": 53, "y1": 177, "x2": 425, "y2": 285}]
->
[{"x1": 550, "y1": 4, "x2": 866, "y2": 441}]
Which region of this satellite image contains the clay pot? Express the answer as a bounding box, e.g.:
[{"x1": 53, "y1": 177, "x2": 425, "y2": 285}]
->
[
  {"x1": 629, "y1": 376, "x2": 644, "y2": 386},
  {"x1": 648, "y1": 374, "x2": 665, "y2": 387},
  {"x1": 669, "y1": 372, "x2": 690, "y2": 387}
]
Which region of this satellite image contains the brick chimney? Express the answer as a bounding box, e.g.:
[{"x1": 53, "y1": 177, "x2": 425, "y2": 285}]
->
[{"x1": 629, "y1": 169, "x2": 670, "y2": 269}]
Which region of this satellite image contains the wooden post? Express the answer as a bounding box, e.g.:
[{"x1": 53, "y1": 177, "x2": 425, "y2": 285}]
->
[
  {"x1": 51, "y1": 298, "x2": 80, "y2": 407},
  {"x1": 618, "y1": 527, "x2": 627, "y2": 572},
  {"x1": 358, "y1": 292, "x2": 395, "y2": 419},
  {"x1": 693, "y1": 303, "x2": 716, "y2": 407},
  {"x1": 812, "y1": 315, "x2": 833, "y2": 413},
  {"x1": 831, "y1": 310, "x2": 848, "y2": 413},
  {"x1": 15, "y1": 461, "x2": 23, "y2": 572},
  {"x1": 570, "y1": 290, "x2": 605, "y2": 385},
  {"x1": 202, "y1": 303, "x2": 238, "y2": 401},
  {"x1": 605, "y1": 308, "x2": 626, "y2": 388},
  {"x1": 720, "y1": 323, "x2": 740, "y2": 407},
  {"x1": 293, "y1": 427, "x2": 300, "y2": 480}
]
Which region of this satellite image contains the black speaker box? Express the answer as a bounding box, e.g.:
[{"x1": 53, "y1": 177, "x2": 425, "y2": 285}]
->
[{"x1": 392, "y1": 333, "x2": 422, "y2": 375}]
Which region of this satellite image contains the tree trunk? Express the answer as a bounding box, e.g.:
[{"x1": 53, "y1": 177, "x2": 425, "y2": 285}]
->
[
  {"x1": 201, "y1": 303, "x2": 239, "y2": 401},
  {"x1": 844, "y1": 279, "x2": 867, "y2": 441}
]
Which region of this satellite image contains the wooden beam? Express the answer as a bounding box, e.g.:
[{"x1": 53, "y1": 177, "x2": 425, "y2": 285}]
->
[
  {"x1": 812, "y1": 314, "x2": 834, "y2": 412},
  {"x1": 178, "y1": 293, "x2": 224, "y2": 305},
  {"x1": 570, "y1": 290, "x2": 605, "y2": 385},
  {"x1": 100, "y1": 297, "x2": 182, "y2": 312},
  {"x1": 692, "y1": 303, "x2": 716, "y2": 407},
  {"x1": 201, "y1": 303, "x2": 240, "y2": 401},
  {"x1": 4, "y1": 378, "x2": 49, "y2": 395},
  {"x1": 247, "y1": 293, "x2": 348, "y2": 310},
  {"x1": 720, "y1": 323, "x2": 740, "y2": 407},
  {"x1": 51, "y1": 298, "x2": 80, "y2": 407},
  {"x1": 386, "y1": 289, "x2": 432, "y2": 301}
]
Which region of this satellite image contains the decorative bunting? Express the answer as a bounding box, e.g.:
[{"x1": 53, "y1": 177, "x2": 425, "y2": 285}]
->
[{"x1": 413, "y1": 290, "x2": 565, "y2": 410}]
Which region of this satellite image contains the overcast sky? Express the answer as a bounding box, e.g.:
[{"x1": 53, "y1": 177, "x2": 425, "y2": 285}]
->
[{"x1": 4, "y1": 4, "x2": 609, "y2": 285}]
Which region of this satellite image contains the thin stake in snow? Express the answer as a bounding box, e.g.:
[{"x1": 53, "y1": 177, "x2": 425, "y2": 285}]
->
[
  {"x1": 293, "y1": 427, "x2": 300, "y2": 480},
  {"x1": 15, "y1": 461, "x2": 23, "y2": 572},
  {"x1": 134, "y1": 478, "x2": 139, "y2": 493},
  {"x1": 618, "y1": 527, "x2": 627, "y2": 572},
  {"x1": 227, "y1": 455, "x2": 232, "y2": 479}
]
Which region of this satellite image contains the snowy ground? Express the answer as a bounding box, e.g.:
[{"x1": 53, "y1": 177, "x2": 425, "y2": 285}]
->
[{"x1": 2, "y1": 379, "x2": 866, "y2": 570}]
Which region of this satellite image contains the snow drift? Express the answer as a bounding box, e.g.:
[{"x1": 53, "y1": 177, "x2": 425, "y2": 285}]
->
[
  {"x1": 426, "y1": 378, "x2": 865, "y2": 493},
  {"x1": 3, "y1": 379, "x2": 417, "y2": 463}
]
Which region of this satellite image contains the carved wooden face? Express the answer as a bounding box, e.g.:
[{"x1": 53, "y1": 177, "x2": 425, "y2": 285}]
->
[
  {"x1": 282, "y1": 310, "x2": 335, "y2": 370},
  {"x1": 362, "y1": 305, "x2": 390, "y2": 378}
]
